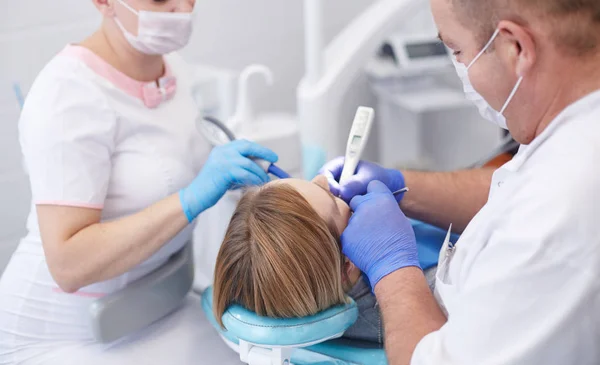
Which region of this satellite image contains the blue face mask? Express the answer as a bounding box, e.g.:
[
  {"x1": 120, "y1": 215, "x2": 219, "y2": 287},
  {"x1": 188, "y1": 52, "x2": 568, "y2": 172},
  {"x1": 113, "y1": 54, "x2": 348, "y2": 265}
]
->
[{"x1": 452, "y1": 29, "x2": 524, "y2": 130}]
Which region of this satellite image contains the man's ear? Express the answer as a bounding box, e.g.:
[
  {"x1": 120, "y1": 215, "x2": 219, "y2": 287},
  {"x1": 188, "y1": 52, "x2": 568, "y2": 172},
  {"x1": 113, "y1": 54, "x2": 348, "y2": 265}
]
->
[
  {"x1": 92, "y1": 0, "x2": 116, "y2": 17},
  {"x1": 497, "y1": 20, "x2": 537, "y2": 77}
]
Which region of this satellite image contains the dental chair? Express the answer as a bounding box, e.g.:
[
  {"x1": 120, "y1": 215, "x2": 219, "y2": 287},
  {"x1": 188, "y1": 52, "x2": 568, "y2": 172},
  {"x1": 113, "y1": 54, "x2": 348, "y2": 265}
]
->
[
  {"x1": 85, "y1": 220, "x2": 456, "y2": 363},
  {"x1": 202, "y1": 220, "x2": 459, "y2": 365}
]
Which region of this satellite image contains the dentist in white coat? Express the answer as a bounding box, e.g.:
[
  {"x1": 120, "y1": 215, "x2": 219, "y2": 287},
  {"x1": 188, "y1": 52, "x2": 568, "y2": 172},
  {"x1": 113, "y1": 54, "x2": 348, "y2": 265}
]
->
[
  {"x1": 0, "y1": 0, "x2": 277, "y2": 364},
  {"x1": 321, "y1": 0, "x2": 600, "y2": 363}
]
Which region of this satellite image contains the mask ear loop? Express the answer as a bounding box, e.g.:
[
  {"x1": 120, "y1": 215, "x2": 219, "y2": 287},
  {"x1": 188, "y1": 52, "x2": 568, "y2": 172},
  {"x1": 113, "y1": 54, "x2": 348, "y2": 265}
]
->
[
  {"x1": 112, "y1": 0, "x2": 140, "y2": 40},
  {"x1": 115, "y1": 0, "x2": 139, "y2": 15},
  {"x1": 467, "y1": 29, "x2": 501, "y2": 70},
  {"x1": 499, "y1": 76, "x2": 524, "y2": 115},
  {"x1": 466, "y1": 28, "x2": 524, "y2": 117}
]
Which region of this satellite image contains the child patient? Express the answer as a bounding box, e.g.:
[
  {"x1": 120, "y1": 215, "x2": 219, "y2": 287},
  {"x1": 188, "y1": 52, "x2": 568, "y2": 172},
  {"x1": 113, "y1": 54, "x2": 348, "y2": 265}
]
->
[{"x1": 213, "y1": 175, "x2": 387, "y2": 344}]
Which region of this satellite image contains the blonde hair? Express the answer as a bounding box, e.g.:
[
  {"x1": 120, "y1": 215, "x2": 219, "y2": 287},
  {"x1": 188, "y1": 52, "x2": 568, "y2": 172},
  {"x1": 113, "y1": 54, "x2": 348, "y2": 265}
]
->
[{"x1": 213, "y1": 183, "x2": 348, "y2": 328}]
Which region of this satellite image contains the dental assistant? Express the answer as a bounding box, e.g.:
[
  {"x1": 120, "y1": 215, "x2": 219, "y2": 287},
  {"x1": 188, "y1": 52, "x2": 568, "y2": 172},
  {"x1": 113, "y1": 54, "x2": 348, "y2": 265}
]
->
[
  {"x1": 323, "y1": 0, "x2": 600, "y2": 364},
  {"x1": 0, "y1": 0, "x2": 277, "y2": 364}
]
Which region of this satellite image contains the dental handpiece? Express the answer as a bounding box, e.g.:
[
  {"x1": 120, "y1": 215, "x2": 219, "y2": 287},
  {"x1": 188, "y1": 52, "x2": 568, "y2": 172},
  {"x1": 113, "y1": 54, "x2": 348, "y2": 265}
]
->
[
  {"x1": 201, "y1": 116, "x2": 291, "y2": 180},
  {"x1": 266, "y1": 163, "x2": 291, "y2": 179},
  {"x1": 254, "y1": 159, "x2": 291, "y2": 179}
]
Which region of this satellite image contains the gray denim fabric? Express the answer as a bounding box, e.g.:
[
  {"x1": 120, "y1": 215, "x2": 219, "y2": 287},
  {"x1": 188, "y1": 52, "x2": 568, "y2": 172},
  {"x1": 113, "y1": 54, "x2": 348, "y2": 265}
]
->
[{"x1": 342, "y1": 266, "x2": 437, "y2": 344}]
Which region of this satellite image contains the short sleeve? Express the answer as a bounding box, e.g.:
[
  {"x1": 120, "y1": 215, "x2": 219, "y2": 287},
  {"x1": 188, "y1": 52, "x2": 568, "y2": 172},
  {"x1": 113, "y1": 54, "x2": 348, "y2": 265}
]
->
[{"x1": 19, "y1": 59, "x2": 116, "y2": 209}]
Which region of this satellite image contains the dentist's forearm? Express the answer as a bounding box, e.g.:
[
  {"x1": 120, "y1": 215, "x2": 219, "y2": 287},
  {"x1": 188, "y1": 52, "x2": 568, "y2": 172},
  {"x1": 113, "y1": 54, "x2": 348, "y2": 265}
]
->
[
  {"x1": 38, "y1": 194, "x2": 190, "y2": 293},
  {"x1": 375, "y1": 268, "x2": 447, "y2": 365},
  {"x1": 400, "y1": 169, "x2": 494, "y2": 233}
]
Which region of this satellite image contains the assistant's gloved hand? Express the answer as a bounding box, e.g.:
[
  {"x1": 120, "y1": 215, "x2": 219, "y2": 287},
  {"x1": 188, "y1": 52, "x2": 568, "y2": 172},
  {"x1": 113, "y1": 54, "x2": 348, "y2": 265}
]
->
[
  {"x1": 180, "y1": 140, "x2": 278, "y2": 222},
  {"x1": 319, "y1": 157, "x2": 405, "y2": 203},
  {"x1": 341, "y1": 181, "x2": 419, "y2": 289}
]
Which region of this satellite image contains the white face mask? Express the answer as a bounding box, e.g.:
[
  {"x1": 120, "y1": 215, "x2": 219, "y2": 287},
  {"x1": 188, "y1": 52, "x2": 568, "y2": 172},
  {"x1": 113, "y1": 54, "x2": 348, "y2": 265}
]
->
[
  {"x1": 452, "y1": 29, "x2": 524, "y2": 130},
  {"x1": 113, "y1": 0, "x2": 194, "y2": 55}
]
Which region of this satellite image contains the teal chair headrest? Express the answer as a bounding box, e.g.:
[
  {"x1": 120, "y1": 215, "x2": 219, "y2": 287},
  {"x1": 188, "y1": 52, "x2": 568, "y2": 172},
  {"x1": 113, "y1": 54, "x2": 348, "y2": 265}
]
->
[{"x1": 202, "y1": 287, "x2": 359, "y2": 347}]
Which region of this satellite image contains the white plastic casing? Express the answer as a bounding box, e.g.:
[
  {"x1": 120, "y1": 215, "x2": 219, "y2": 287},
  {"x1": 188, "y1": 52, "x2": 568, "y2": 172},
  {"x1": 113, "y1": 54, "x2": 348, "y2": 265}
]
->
[{"x1": 339, "y1": 107, "x2": 375, "y2": 184}]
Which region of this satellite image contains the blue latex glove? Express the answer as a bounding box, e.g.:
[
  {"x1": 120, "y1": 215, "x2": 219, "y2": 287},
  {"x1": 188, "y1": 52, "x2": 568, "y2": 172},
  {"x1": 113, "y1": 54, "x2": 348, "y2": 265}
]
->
[
  {"x1": 179, "y1": 140, "x2": 278, "y2": 222},
  {"x1": 341, "y1": 181, "x2": 419, "y2": 289},
  {"x1": 319, "y1": 157, "x2": 405, "y2": 203}
]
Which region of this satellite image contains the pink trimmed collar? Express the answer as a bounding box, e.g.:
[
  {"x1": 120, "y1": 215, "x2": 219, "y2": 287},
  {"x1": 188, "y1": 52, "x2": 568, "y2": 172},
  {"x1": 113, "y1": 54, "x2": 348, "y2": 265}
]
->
[{"x1": 60, "y1": 45, "x2": 177, "y2": 109}]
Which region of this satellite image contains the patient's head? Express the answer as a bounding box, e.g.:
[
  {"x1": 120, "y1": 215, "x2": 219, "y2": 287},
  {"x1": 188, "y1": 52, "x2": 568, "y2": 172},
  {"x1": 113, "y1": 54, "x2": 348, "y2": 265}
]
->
[{"x1": 213, "y1": 176, "x2": 357, "y2": 328}]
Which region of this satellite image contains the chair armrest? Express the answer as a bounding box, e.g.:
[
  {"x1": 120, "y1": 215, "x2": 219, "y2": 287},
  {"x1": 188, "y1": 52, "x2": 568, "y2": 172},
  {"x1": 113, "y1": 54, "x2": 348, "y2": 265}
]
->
[{"x1": 89, "y1": 242, "x2": 194, "y2": 343}]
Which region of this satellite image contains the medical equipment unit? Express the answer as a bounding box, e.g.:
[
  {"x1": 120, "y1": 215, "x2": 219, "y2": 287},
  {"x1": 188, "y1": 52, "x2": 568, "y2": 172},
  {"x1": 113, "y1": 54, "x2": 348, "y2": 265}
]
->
[
  {"x1": 298, "y1": 0, "x2": 431, "y2": 178},
  {"x1": 297, "y1": 0, "x2": 506, "y2": 178},
  {"x1": 339, "y1": 107, "x2": 375, "y2": 185},
  {"x1": 366, "y1": 32, "x2": 504, "y2": 172}
]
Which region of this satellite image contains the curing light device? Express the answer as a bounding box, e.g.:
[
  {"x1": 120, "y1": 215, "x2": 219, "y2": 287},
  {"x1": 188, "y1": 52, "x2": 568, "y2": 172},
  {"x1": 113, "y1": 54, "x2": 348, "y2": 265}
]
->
[
  {"x1": 340, "y1": 106, "x2": 375, "y2": 184},
  {"x1": 339, "y1": 107, "x2": 410, "y2": 197}
]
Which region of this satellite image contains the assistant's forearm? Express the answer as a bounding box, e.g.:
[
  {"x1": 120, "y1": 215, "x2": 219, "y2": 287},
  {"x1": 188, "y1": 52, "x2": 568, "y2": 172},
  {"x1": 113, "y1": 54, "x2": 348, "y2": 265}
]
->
[
  {"x1": 375, "y1": 268, "x2": 447, "y2": 365},
  {"x1": 400, "y1": 169, "x2": 494, "y2": 233},
  {"x1": 56, "y1": 194, "x2": 189, "y2": 292}
]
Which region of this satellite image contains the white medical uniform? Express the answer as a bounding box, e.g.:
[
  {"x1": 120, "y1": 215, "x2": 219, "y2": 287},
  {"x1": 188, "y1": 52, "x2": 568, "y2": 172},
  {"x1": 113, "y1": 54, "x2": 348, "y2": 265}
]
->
[
  {"x1": 0, "y1": 46, "x2": 241, "y2": 364},
  {"x1": 411, "y1": 90, "x2": 600, "y2": 364}
]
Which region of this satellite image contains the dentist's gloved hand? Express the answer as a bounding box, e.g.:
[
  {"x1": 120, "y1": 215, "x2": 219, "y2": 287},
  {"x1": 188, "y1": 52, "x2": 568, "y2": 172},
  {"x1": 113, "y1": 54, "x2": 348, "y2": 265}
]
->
[
  {"x1": 179, "y1": 140, "x2": 278, "y2": 222},
  {"x1": 319, "y1": 157, "x2": 405, "y2": 203},
  {"x1": 341, "y1": 181, "x2": 419, "y2": 289}
]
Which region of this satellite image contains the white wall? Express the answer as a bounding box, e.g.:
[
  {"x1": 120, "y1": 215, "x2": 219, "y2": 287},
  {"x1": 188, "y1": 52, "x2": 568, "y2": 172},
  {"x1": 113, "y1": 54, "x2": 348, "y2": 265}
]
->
[
  {"x1": 0, "y1": 1, "x2": 375, "y2": 272},
  {"x1": 183, "y1": 0, "x2": 376, "y2": 113}
]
